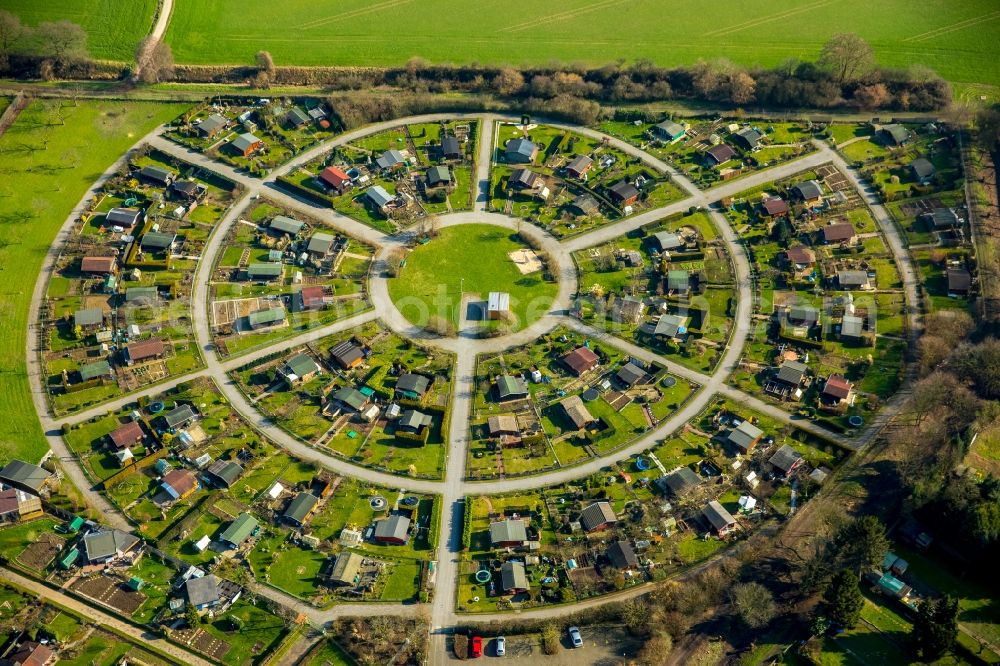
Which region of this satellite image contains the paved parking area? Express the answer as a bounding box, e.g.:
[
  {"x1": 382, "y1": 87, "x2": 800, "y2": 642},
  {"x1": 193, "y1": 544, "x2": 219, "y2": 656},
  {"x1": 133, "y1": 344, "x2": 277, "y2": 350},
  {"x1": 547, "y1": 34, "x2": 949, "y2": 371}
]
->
[{"x1": 446, "y1": 626, "x2": 642, "y2": 664}]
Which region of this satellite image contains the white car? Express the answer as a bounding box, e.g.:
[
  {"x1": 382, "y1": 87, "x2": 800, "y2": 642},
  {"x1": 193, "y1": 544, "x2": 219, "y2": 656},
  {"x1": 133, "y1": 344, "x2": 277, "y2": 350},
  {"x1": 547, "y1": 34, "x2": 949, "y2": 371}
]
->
[
  {"x1": 568, "y1": 626, "x2": 583, "y2": 648},
  {"x1": 495, "y1": 636, "x2": 505, "y2": 657}
]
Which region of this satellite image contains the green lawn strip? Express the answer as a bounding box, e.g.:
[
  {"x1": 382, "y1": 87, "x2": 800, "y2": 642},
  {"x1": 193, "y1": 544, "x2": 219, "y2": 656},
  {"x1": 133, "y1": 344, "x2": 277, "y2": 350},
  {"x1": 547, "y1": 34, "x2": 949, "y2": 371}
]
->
[{"x1": 0, "y1": 98, "x2": 185, "y2": 464}]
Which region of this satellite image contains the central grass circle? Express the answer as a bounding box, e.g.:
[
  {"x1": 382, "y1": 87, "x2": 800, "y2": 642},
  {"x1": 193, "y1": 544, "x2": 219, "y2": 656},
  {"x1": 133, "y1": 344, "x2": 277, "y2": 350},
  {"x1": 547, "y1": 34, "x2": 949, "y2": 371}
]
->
[{"x1": 387, "y1": 224, "x2": 558, "y2": 335}]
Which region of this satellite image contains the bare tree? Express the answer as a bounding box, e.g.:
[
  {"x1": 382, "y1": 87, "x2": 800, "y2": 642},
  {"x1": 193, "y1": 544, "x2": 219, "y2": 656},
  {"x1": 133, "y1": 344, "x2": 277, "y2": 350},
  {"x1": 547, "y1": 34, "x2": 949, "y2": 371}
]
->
[
  {"x1": 729, "y1": 582, "x2": 777, "y2": 628},
  {"x1": 0, "y1": 10, "x2": 26, "y2": 70},
  {"x1": 37, "y1": 21, "x2": 89, "y2": 66},
  {"x1": 493, "y1": 67, "x2": 525, "y2": 96},
  {"x1": 728, "y1": 70, "x2": 757, "y2": 105},
  {"x1": 255, "y1": 50, "x2": 275, "y2": 76},
  {"x1": 136, "y1": 37, "x2": 174, "y2": 84},
  {"x1": 819, "y1": 33, "x2": 875, "y2": 83}
]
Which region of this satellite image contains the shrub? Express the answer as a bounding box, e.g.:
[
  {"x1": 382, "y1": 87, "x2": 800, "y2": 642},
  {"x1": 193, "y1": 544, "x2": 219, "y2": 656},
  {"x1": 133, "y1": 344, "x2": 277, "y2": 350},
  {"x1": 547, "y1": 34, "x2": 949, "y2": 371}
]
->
[
  {"x1": 541, "y1": 624, "x2": 561, "y2": 655},
  {"x1": 453, "y1": 634, "x2": 469, "y2": 660}
]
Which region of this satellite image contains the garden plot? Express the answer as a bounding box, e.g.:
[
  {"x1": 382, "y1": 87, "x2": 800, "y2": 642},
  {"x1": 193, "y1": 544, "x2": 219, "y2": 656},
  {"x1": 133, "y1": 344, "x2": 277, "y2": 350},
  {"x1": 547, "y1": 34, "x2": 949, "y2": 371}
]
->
[
  {"x1": 15, "y1": 532, "x2": 64, "y2": 571},
  {"x1": 212, "y1": 297, "x2": 272, "y2": 329},
  {"x1": 71, "y1": 575, "x2": 147, "y2": 616},
  {"x1": 173, "y1": 626, "x2": 231, "y2": 661}
]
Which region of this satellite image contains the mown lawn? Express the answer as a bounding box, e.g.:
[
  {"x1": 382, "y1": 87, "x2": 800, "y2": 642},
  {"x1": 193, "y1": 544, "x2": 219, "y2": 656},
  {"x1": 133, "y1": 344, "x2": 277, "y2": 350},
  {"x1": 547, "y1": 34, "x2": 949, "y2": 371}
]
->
[
  {"x1": 3, "y1": 0, "x2": 157, "y2": 62},
  {"x1": 0, "y1": 98, "x2": 185, "y2": 465},
  {"x1": 388, "y1": 224, "x2": 558, "y2": 331}
]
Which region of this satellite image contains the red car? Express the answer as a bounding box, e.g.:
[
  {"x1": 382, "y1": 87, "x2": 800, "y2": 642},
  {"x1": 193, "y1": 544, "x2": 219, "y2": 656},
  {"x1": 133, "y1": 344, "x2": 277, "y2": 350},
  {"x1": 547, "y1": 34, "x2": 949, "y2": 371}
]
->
[{"x1": 470, "y1": 636, "x2": 483, "y2": 658}]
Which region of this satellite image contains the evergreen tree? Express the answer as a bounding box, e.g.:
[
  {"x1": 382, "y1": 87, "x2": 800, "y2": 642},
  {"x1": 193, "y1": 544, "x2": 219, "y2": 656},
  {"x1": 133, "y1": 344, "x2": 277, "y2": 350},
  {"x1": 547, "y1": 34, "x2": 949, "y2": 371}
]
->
[
  {"x1": 914, "y1": 596, "x2": 959, "y2": 660},
  {"x1": 823, "y1": 569, "x2": 864, "y2": 628}
]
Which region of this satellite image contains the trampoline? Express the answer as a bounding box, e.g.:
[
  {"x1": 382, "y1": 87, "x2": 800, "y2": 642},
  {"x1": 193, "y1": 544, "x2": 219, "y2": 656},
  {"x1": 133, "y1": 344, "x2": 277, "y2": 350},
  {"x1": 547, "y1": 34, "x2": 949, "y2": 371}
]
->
[
  {"x1": 848, "y1": 415, "x2": 864, "y2": 427},
  {"x1": 582, "y1": 388, "x2": 599, "y2": 401},
  {"x1": 635, "y1": 457, "x2": 651, "y2": 471},
  {"x1": 369, "y1": 496, "x2": 388, "y2": 510},
  {"x1": 661, "y1": 377, "x2": 676, "y2": 388},
  {"x1": 149, "y1": 401, "x2": 165, "y2": 413},
  {"x1": 475, "y1": 570, "x2": 492, "y2": 583}
]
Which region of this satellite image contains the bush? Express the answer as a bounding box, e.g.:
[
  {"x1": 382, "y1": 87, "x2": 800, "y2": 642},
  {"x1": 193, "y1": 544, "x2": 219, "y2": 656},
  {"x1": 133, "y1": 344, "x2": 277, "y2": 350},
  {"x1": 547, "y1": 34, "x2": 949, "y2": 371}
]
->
[
  {"x1": 541, "y1": 624, "x2": 561, "y2": 655},
  {"x1": 453, "y1": 634, "x2": 469, "y2": 660}
]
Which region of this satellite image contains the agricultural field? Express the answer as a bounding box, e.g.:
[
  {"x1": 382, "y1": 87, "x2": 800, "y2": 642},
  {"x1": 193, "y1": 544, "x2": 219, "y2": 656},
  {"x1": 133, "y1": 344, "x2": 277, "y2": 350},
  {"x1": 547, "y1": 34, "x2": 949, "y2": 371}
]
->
[
  {"x1": 490, "y1": 122, "x2": 684, "y2": 238},
  {"x1": 573, "y1": 209, "x2": 736, "y2": 373},
  {"x1": 388, "y1": 224, "x2": 559, "y2": 333},
  {"x1": 162, "y1": 0, "x2": 1000, "y2": 88},
  {"x1": 0, "y1": 98, "x2": 185, "y2": 465},
  {"x1": 209, "y1": 198, "x2": 374, "y2": 357},
  {"x1": 468, "y1": 326, "x2": 695, "y2": 479},
  {"x1": 2, "y1": 0, "x2": 157, "y2": 61},
  {"x1": 232, "y1": 320, "x2": 454, "y2": 478}
]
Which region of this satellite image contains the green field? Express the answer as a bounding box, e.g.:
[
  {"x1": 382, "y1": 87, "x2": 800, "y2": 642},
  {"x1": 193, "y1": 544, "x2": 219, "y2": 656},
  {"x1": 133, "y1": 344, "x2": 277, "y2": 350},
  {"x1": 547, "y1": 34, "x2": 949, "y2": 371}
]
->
[
  {"x1": 163, "y1": 0, "x2": 1000, "y2": 86},
  {"x1": 387, "y1": 224, "x2": 558, "y2": 331},
  {"x1": 0, "y1": 99, "x2": 185, "y2": 465},
  {"x1": 3, "y1": 0, "x2": 158, "y2": 62}
]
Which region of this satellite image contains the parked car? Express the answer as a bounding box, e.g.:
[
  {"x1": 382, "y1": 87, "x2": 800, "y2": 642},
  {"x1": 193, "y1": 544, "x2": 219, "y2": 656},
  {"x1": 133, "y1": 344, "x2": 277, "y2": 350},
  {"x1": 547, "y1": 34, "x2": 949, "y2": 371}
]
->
[
  {"x1": 495, "y1": 636, "x2": 505, "y2": 657},
  {"x1": 471, "y1": 636, "x2": 483, "y2": 658},
  {"x1": 568, "y1": 626, "x2": 583, "y2": 648}
]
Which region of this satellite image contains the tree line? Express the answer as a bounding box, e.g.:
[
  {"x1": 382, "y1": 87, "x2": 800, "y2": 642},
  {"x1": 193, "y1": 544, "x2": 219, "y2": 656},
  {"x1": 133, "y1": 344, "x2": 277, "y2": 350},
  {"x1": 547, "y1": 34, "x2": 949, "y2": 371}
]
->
[{"x1": 0, "y1": 19, "x2": 951, "y2": 119}]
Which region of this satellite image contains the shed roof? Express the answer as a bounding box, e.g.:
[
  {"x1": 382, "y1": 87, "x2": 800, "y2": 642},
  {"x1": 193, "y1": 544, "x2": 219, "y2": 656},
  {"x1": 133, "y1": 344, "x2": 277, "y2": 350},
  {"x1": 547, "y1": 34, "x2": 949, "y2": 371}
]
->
[
  {"x1": 185, "y1": 574, "x2": 220, "y2": 607},
  {"x1": 768, "y1": 444, "x2": 803, "y2": 472},
  {"x1": 841, "y1": 315, "x2": 865, "y2": 338},
  {"x1": 661, "y1": 466, "x2": 702, "y2": 496},
  {"x1": 396, "y1": 373, "x2": 430, "y2": 396},
  {"x1": 792, "y1": 179, "x2": 823, "y2": 201},
  {"x1": 109, "y1": 421, "x2": 144, "y2": 449},
  {"x1": 284, "y1": 492, "x2": 319, "y2": 524},
  {"x1": 579, "y1": 501, "x2": 616, "y2": 532},
  {"x1": 141, "y1": 232, "x2": 175, "y2": 250},
  {"x1": 329, "y1": 551, "x2": 363, "y2": 585},
  {"x1": 0, "y1": 461, "x2": 50, "y2": 492},
  {"x1": 607, "y1": 540, "x2": 639, "y2": 569},
  {"x1": 374, "y1": 514, "x2": 410, "y2": 541},
  {"x1": 80, "y1": 360, "x2": 112, "y2": 382},
  {"x1": 505, "y1": 138, "x2": 537, "y2": 161},
  {"x1": 496, "y1": 375, "x2": 527, "y2": 399},
  {"x1": 702, "y1": 500, "x2": 737, "y2": 531},
  {"x1": 366, "y1": 185, "x2": 394, "y2": 208},
  {"x1": 231, "y1": 132, "x2": 262, "y2": 153},
  {"x1": 247, "y1": 307, "x2": 285, "y2": 327},
  {"x1": 560, "y1": 394, "x2": 595, "y2": 430},
  {"x1": 307, "y1": 232, "x2": 335, "y2": 255},
  {"x1": 653, "y1": 231, "x2": 683, "y2": 251},
  {"x1": 270, "y1": 215, "x2": 305, "y2": 235},
  {"x1": 74, "y1": 307, "x2": 104, "y2": 328},
  {"x1": 562, "y1": 346, "x2": 599, "y2": 375},
  {"x1": 490, "y1": 519, "x2": 528, "y2": 545},
  {"x1": 164, "y1": 404, "x2": 196, "y2": 428},
  {"x1": 220, "y1": 512, "x2": 259, "y2": 546},
  {"x1": 206, "y1": 460, "x2": 243, "y2": 487},
  {"x1": 500, "y1": 560, "x2": 528, "y2": 591}
]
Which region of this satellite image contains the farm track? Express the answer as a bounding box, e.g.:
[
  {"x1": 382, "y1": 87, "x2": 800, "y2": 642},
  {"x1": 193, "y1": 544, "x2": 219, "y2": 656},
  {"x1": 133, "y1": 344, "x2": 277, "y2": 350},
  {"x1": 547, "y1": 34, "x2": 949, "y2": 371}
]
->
[{"x1": 24, "y1": 111, "x2": 924, "y2": 664}]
